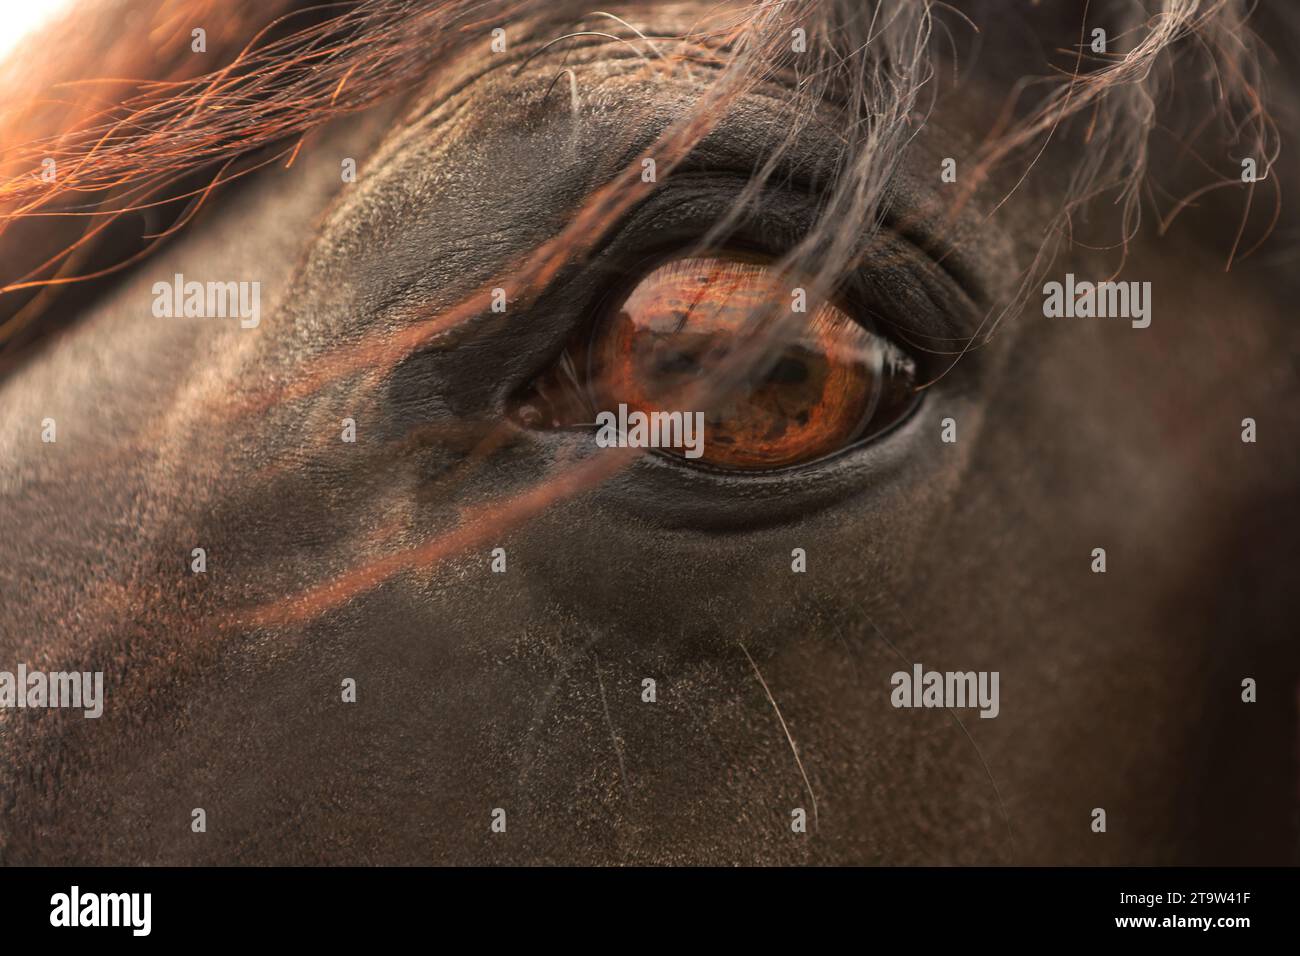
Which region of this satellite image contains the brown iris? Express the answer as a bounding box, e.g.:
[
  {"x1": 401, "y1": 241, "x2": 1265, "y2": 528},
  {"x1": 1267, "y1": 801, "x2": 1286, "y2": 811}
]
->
[
  {"x1": 587, "y1": 256, "x2": 915, "y2": 470},
  {"x1": 513, "y1": 254, "x2": 917, "y2": 470}
]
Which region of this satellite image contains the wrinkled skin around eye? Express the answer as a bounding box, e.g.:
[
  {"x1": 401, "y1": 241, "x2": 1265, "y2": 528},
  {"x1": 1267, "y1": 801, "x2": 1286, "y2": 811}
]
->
[{"x1": 586, "y1": 256, "x2": 917, "y2": 470}]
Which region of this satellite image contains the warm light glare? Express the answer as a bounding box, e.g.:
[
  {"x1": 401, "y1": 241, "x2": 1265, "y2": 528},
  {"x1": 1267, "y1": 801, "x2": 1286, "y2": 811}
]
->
[{"x1": 0, "y1": 0, "x2": 75, "y2": 64}]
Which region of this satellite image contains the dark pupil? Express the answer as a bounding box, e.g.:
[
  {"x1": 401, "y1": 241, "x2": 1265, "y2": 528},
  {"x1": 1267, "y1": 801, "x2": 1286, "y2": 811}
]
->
[
  {"x1": 765, "y1": 356, "x2": 809, "y2": 386},
  {"x1": 652, "y1": 349, "x2": 701, "y2": 377}
]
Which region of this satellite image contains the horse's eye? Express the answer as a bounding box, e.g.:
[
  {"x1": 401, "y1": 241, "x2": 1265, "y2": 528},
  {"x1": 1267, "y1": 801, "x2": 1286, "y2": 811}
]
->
[{"x1": 514, "y1": 254, "x2": 919, "y2": 471}]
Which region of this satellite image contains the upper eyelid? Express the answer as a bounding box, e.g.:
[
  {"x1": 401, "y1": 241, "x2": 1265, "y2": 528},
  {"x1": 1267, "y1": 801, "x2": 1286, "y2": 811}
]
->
[
  {"x1": 847, "y1": 226, "x2": 986, "y2": 349},
  {"x1": 574, "y1": 173, "x2": 945, "y2": 313},
  {"x1": 879, "y1": 209, "x2": 990, "y2": 312}
]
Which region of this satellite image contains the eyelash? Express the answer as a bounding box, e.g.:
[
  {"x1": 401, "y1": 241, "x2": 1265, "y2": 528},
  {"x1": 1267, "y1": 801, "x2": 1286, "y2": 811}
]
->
[{"x1": 577, "y1": 177, "x2": 970, "y2": 343}]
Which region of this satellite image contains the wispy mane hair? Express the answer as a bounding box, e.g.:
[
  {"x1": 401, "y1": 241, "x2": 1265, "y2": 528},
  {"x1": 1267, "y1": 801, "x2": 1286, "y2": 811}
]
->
[{"x1": 0, "y1": 0, "x2": 1285, "y2": 361}]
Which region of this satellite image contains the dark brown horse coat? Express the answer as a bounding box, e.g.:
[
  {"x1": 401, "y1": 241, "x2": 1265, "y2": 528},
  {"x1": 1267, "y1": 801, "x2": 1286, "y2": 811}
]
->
[{"x1": 0, "y1": 0, "x2": 1296, "y2": 864}]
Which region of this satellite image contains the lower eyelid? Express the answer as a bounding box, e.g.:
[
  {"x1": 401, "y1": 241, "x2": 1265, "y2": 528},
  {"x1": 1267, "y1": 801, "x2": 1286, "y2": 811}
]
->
[{"x1": 566, "y1": 390, "x2": 933, "y2": 532}]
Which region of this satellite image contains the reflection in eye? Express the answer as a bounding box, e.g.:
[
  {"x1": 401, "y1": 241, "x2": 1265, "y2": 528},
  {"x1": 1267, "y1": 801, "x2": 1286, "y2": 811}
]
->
[{"x1": 515, "y1": 254, "x2": 919, "y2": 471}]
